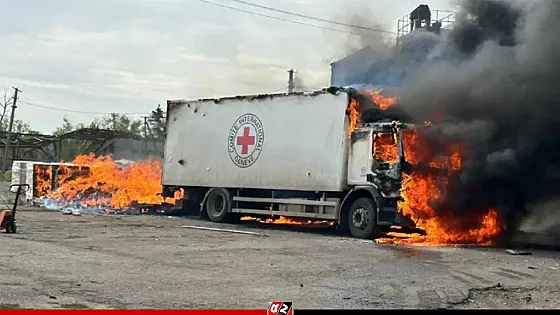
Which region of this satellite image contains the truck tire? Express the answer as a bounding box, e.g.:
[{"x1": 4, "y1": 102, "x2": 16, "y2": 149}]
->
[
  {"x1": 204, "y1": 188, "x2": 232, "y2": 223},
  {"x1": 348, "y1": 197, "x2": 378, "y2": 239}
]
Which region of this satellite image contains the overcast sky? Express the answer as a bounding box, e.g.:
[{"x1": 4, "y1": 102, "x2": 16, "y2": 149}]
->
[{"x1": 0, "y1": 0, "x2": 453, "y2": 134}]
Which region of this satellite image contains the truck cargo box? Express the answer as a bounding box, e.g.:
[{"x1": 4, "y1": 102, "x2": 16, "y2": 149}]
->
[{"x1": 163, "y1": 91, "x2": 350, "y2": 192}]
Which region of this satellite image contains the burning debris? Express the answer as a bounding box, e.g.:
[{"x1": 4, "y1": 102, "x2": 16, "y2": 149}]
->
[
  {"x1": 36, "y1": 154, "x2": 182, "y2": 215},
  {"x1": 240, "y1": 216, "x2": 335, "y2": 227}
]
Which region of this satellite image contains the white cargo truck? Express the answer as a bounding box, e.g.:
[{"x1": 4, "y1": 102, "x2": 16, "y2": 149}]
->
[{"x1": 161, "y1": 88, "x2": 419, "y2": 239}]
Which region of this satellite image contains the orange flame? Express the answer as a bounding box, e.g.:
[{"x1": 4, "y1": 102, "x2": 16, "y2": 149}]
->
[
  {"x1": 47, "y1": 154, "x2": 182, "y2": 209},
  {"x1": 347, "y1": 89, "x2": 396, "y2": 134},
  {"x1": 364, "y1": 89, "x2": 398, "y2": 110},
  {"x1": 347, "y1": 98, "x2": 360, "y2": 133},
  {"x1": 241, "y1": 216, "x2": 334, "y2": 226},
  {"x1": 33, "y1": 165, "x2": 53, "y2": 197},
  {"x1": 373, "y1": 133, "x2": 398, "y2": 162},
  {"x1": 376, "y1": 130, "x2": 502, "y2": 246}
]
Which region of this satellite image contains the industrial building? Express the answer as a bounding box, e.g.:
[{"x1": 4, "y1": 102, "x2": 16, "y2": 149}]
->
[{"x1": 330, "y1": 4, "x2": 455, "y2": 88}]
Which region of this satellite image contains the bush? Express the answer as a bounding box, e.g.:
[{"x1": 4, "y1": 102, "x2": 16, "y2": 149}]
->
[{"x1": 0, "y1": 170, "x2": 12, "y2": 182}]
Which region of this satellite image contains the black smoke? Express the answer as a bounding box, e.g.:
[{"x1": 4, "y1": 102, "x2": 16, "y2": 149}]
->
[
  {"x1": 388, "y1": 0, "x2": 560, "y2": 242},
  {"x1": 450, "y1": 0, "x2": 521, "y2": 54}
]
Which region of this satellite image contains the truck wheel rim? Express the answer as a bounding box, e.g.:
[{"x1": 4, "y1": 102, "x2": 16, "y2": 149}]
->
[
  {"x1": 209, "y1": 195, "x2": 225, "y2": 214},
  {"x1": 352, "y1": 207, "x2": 367, "y2": 229}
]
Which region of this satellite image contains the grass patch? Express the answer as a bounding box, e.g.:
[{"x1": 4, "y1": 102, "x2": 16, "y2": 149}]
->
[
  {"x1": 0, "y1": 303, "x2": 23, "y2": 310},
  {"x1": 0, "y1": 170, "x2": 12, "y2": 182}
]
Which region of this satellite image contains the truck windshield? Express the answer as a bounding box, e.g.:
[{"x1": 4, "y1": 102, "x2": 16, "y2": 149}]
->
[{"x1": 373, "y1": 132, "x2": 399, "y2": 162}]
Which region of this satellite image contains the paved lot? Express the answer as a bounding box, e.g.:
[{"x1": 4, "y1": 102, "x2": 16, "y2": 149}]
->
[{"x1": 0, "y1": 209, "x2": 559, "y2": 309}]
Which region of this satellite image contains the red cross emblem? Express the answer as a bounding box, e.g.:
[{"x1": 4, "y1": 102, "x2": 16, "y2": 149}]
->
[
  {"x1": 236, "y1": 126, "x2": 256, "y2": 155},
  {"x1": 228, "y1": 113, "x2": 264, "y2": 168}
]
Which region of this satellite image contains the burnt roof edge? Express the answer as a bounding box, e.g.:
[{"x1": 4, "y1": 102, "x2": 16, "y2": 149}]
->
[{"x1": 167, "y1": 87, "x2": 351, "y2": 105}]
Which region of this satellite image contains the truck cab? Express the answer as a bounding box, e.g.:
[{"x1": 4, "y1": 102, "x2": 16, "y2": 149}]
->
[{"x1": 344, "y1": 121, "x2": 418, "y2": 238}]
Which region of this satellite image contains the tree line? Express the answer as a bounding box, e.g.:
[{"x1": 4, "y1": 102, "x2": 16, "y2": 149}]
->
[
  {"x1": 51, "y1": 105, "x2": 166, "y2": 161},
  {"x1": 1, "y1": 88, "x2": 167, "y2": 163}
]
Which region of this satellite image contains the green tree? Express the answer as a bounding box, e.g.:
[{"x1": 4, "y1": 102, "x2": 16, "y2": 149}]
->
[
  {"x1": 93, "y1": 113, "x2": 142, "y2": 135},
  {"x1": 53, "y1": 113, "x2": 145, "y2": 161},
  {"x1": 146, "y1": 104, "x2": 165, "y2": 140}
]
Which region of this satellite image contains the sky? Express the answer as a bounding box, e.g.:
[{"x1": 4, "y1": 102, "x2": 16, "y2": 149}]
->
[{"x1": 0, "y1": 0, "x2": 454, "y2": 134}]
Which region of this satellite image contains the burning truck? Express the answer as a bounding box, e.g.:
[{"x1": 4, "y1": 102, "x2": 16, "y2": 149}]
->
[{"x1": 160, "y1": 87, "x2": 501, "y2": 243}]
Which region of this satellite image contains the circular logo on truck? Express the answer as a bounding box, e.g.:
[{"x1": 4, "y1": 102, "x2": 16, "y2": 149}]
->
[{"x1": 228, "y1": 113, "x2": 265, "y2": 168}]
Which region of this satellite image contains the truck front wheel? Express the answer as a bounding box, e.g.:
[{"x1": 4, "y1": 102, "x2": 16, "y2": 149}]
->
[
  {"x1": 204, "y1": 188, "x2": 231, "y2": 222},
  {"x1": 348, "y1": 197, "x2": 378, "y2": 239}
]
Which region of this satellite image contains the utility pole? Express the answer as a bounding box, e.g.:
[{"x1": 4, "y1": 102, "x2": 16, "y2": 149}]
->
[
  {"x1": 142, "y1": 116, "x2": 148, "y2": 155},
  {"x1": 2, "y1": 87, "x2": 21, "y2": 171},
  {"x1": 287, "y1": 69, "x2": 297, "y2": 93}
]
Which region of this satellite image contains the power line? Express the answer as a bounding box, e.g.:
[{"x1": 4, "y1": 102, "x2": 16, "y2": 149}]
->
[
  {"x1": 227, "y1": 0, "x2": 396, "y2": 35},
  {"x1": 19, "y1": 100, "x2": 149, "y2": 116},
  {"x1": 195, "y1": 0, "x2": 393, "y2": 39}
]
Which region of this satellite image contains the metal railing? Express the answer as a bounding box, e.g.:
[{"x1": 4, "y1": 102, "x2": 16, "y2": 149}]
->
[{"x1": 396, "y1": 9, "x2": 456, "y2": 47}]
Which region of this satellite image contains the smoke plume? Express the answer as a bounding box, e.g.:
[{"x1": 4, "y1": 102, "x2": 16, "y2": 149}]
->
[
  {"x1": 326, "y1": 6, "x2": 394, "y2": 66},
  {"x1": 342, "y1": 9, "x2": 393, "y2": 57},
  {"x1": 392, "y1": 0, "x2": 560, "y2": 240}
]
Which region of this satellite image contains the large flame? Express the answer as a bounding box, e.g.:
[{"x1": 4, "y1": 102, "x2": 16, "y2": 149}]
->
[
  {"x1": 377, "y1": 125, "x2": 502, "y2": 246},
  {"x1": 347, "y1": 89, "x2": 502, "y2": 246},
  {"x1": 44, "y1": 154, "x2": 181, "y2": 210}
]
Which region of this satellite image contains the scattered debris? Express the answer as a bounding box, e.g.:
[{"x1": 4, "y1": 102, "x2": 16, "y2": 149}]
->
[
  {"x1": 181, "y1": 225, "x2": 263, "y2": 236},
  {"x1": 506, "y1": 249, "x2": 532, "y2": 256}
]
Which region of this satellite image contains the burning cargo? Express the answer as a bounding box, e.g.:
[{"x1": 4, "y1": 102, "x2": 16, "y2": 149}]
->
[
  {"x1": 11, "y1": 160, "x2": 88, "y2": 203},
  {"x1": 18, "y1": 155, "x2": 180, "y2": 215}
]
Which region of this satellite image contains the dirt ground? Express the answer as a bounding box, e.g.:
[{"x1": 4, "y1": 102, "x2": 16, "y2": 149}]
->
[{"x1": 0, "y1": 208, "x2": 559, "y2": 310}]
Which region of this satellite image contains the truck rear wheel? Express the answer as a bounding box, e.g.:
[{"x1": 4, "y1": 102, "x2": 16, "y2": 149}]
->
[
  {"x1": 204, "y1": 188, "x2": 231, "y2": 222},
  {"x1": 348, "y1": 197, "x2": 378, "y2": 239}
]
